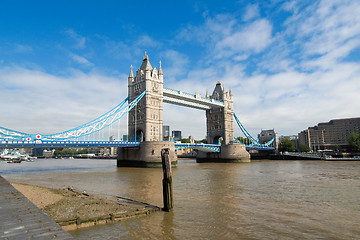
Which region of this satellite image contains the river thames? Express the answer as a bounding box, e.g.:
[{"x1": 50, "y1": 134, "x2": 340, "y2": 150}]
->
[{"x1": 1, "y1": 158, "x2": 359, "y2": 239}]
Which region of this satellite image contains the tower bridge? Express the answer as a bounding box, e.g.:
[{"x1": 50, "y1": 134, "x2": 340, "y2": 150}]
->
[{"x1": 0, "y1": 53, "x2": 276, "y2": 166}]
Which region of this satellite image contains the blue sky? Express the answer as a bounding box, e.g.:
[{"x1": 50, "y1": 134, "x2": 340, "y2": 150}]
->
[{"x1": 1, "y1": 0, "x2": 360, "y2": 140}]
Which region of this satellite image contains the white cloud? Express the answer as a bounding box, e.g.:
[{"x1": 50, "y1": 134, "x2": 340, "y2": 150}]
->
[
  {"x1": 13, "y1": 44, "x2": 33, "y2": 53},
  {"x1": 176, "y1": 14, "x2": 236, "y2": 45},
  {"x1": 0, "y1": 67, "x2": 127, "y2": 137},
  {"x1": 135, "y1": 35, "x2": 160, "y2": 48},
  {"x1": 160, "y1": 50, "x2": 189, "y2": 81},
  {"x1": 242, "y1": 4, "x2": 260, "y2": 22},
  {"x1": 65, "y1": 29, "x2": 87, "y2": 49},
  {"x1": 69, "y1": 53, "x2": 93, "y2": 66},
  {"x1": 284, "y1": 0, "x2": 360, "y2": 65},
  {"x1": 177, "y1": 14, "x2": 273, "y2": 61},
  {"x1": 215, "y1": 19, "x2": 273, "y2": 58}
]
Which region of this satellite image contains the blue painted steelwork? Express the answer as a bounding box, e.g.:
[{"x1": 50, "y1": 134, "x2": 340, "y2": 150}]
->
[
  {"x1": 246, "y1": 146, "x2": 275, "y2": 151},
  {"x1": 0, "y1": 126, "x2": 32, "y2": 141},
  {"x1": 175, "y1": 143, "x2": 220, "y2": 152},
  {"x1": 0, "y1": 139, "x2": 274, "y2": 150},
  {"x1": 233, "y1": 113, "x2": 275, "y2": 149},
  {"x1": 0, "y1": 140, "x2": 140, "y2": 148},
  {"x1": 0, "y1": 91, "x2": 146, "y2": 142},
  {"x1": 175, "y1": 142, "x2": 275, "y2": 152},
  {"x1": 42, "y1": 91, "x2": 146, "y2": 141}
]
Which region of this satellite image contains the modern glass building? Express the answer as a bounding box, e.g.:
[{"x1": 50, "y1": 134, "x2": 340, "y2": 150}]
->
[{"x1": 172, "y1": 130, "x2": 182, "y2": 142}]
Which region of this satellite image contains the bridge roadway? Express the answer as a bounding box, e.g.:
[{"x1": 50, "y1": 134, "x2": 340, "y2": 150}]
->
[
  {"x1": 0, "y1": 140, "x2": 141, "y2": 148},
  {"x1": 0, "y1": 140, "x2": 275, "y2": 151},
  {"x1": 0, "y1": 176, "x2": 73, "y2": 239}
]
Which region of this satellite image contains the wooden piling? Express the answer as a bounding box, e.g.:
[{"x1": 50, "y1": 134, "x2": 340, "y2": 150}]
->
[{"x1": 161, "y1": 148, "x2": 173, "y2": 211}]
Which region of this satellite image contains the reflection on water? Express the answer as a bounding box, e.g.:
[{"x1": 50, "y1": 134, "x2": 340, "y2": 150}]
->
[{"x1": 2, "y1": 159, "x2": 360, "y2": 239}]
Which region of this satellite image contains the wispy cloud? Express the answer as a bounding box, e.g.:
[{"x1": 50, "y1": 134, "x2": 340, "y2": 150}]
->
[
  {"x1": 242, "y1": 4, "x2": 260, "y2": 22},
  {"x1": 160, "y1": 50, "x2": 189, "y2": 81},
  {"x1": 64, "y1": 29, "x2": 87, "y2": 49},
  {"x1": 13, "y1": 44, "x2": 33, "y2": 53},
  {"x1": 0, "y1": 66, "x2": 127, "y2": 135},
  {"x1": 135, "y1": 35, "x2": 161, "y2": 48},
  {"x1": 215, "y1": 19, "x2": 273, "y2": 58},
  {"x1": 176, "y1": 13, "x2": 273, "y2": 61},
  {"x1": 69, "y1": 52, "x2": 93, "y2": 66}
]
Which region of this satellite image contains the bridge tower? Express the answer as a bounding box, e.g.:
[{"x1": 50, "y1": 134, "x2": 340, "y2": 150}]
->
[
  {"x1": 118, "y1": 53, "x2": 177, "y2": 167},
  {"x1": 197, "y1": 81, "x2": 250, "y2": 163},
  {"x1": 206, "y1": 81, "x2": 234, "y2": 144},
  {"x1": 128, "y1": 52, "x2": 163, "y2": 142}
]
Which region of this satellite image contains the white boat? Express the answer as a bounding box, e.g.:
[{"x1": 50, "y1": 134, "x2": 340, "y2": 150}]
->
[{"x1": 1, "y1": 149, "x2": 36, "y2": 162}]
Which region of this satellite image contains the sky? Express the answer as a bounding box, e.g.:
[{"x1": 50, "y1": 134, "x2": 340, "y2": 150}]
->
[{"x1": 1, "y1": 0, "x2": 360, "y2": 140}]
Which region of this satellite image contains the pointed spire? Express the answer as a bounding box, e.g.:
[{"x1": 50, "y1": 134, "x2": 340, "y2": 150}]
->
[
  {"x1": 129, "y1": 65, "x2": 134, "y2": 78},
  {"x1": 159, "y1": 60, "x2": 163, "y2": 75},
  {"x1": 229, "y1": 87, "x2": 233, "y2": 96},
  {"x1": 143, "y1": 51, "x2": 148, "y2": 60},
  {"x1": 140, "y1": 51, "x2": 153, "y2": 70},
  {"x1": 206, "y1": 89, "x2": 209, "y2": 98}
]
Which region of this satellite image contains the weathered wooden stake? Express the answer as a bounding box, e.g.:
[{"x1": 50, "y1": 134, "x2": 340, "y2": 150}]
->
[{"x1": 161, "y1": 148, "x2": 173, "y2": 211}]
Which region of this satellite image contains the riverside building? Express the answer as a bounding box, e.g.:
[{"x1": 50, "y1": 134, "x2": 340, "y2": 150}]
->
[{"x1": 298, "y1": 117, "x2": 360, "y2": 151}]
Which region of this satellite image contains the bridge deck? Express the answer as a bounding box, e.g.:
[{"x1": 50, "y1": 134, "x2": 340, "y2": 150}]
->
[{"x1": 0, "y1": 176, "x2": 73, "y2": 239}]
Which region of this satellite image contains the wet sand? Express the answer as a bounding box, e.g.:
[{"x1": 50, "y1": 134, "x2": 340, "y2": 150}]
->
[{"x1": 10, "y1": 182, "x2": 160, "y2": 231}]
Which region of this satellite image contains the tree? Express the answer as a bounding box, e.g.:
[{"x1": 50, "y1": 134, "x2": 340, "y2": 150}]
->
[
  {"x1": 299, "y1": 144, "x2": 310, "y2": 152},
  {"x1": 181, "y1": 138, "x2": 191, "y2": 143},
  {"x1": 279, "y1": 139, "x2": 295, "y2": 152},
  {"x1": 348, "y1": 132, "x2": 360, "y2": 152},
  {"x1": 237, "y1": 136, "x2": 251, "y2": 145}
]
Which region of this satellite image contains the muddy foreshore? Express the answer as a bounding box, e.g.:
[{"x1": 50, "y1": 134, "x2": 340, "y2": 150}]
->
[{"x1": 10, "y1": 182, "x2": 160, "y2": 231}]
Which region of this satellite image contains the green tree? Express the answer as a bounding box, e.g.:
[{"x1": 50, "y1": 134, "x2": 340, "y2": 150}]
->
[
  {"x1": 299, "y1": 144, "x2": 310, "y2": 152},
  {"x1": 237, "y1": 136, "x2": 250, "y2": 145},
  {"x1": 348, "y1": 132, "x2": 360, "y2": 152},
  {"x1": 279, "y1": 139, "x2": 295, "y2": 152},
  {"x1": 181, "y1": 138, "x2": 191, "y2": 143},
  {"x1": 200, "y1": 139, "x2": 207, "y2": 143}
]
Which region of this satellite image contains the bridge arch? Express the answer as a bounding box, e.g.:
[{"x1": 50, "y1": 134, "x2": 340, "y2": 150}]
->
[
  {"x1": 135, "y1": 129, "x2": 145, "y2": 142},
  {"x1": 213, "y1": 136, "x2": 223, "y2": 145}
]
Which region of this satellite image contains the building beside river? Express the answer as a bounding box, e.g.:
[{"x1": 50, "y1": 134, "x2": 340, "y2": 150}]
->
[{"x1": 298, "y1": 117, "x2": 360, "y2": 151}]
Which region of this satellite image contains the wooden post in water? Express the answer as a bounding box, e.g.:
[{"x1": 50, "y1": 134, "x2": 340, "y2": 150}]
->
[{"x1": 161, "y1": 148, "x2": 173, "y2": 211}]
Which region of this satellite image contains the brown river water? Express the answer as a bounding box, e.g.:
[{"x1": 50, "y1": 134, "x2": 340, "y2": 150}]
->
[{"x1": 1, "y1": 158, "x2": 360, "y2": 239}]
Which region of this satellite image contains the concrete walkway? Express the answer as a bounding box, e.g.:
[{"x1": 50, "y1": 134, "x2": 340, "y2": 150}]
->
[{"x1": 0, "y1": 176, "x2": 73, "y2": 239}]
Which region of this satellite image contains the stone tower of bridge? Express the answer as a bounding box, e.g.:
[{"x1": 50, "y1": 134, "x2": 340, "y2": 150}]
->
[
  {"x1": 128, "y1": 53, "x2": 163, "y2": 142},
  {"x1": 206, "y1": 81, "x2": 234, "y2": 144}
]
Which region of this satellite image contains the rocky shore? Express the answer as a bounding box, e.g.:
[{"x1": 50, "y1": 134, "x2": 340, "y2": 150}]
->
[{"x1": 10, "y1": 182, "x2": 160, "y2": 231}]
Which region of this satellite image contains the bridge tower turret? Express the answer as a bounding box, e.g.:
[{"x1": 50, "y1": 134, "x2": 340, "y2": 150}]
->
[
  {"x1": 206, "y1": 81, "x2": 234, "y2": 144},
  {"x1": 128, "y1": 52, "x2": 163, "y2": 142}
]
